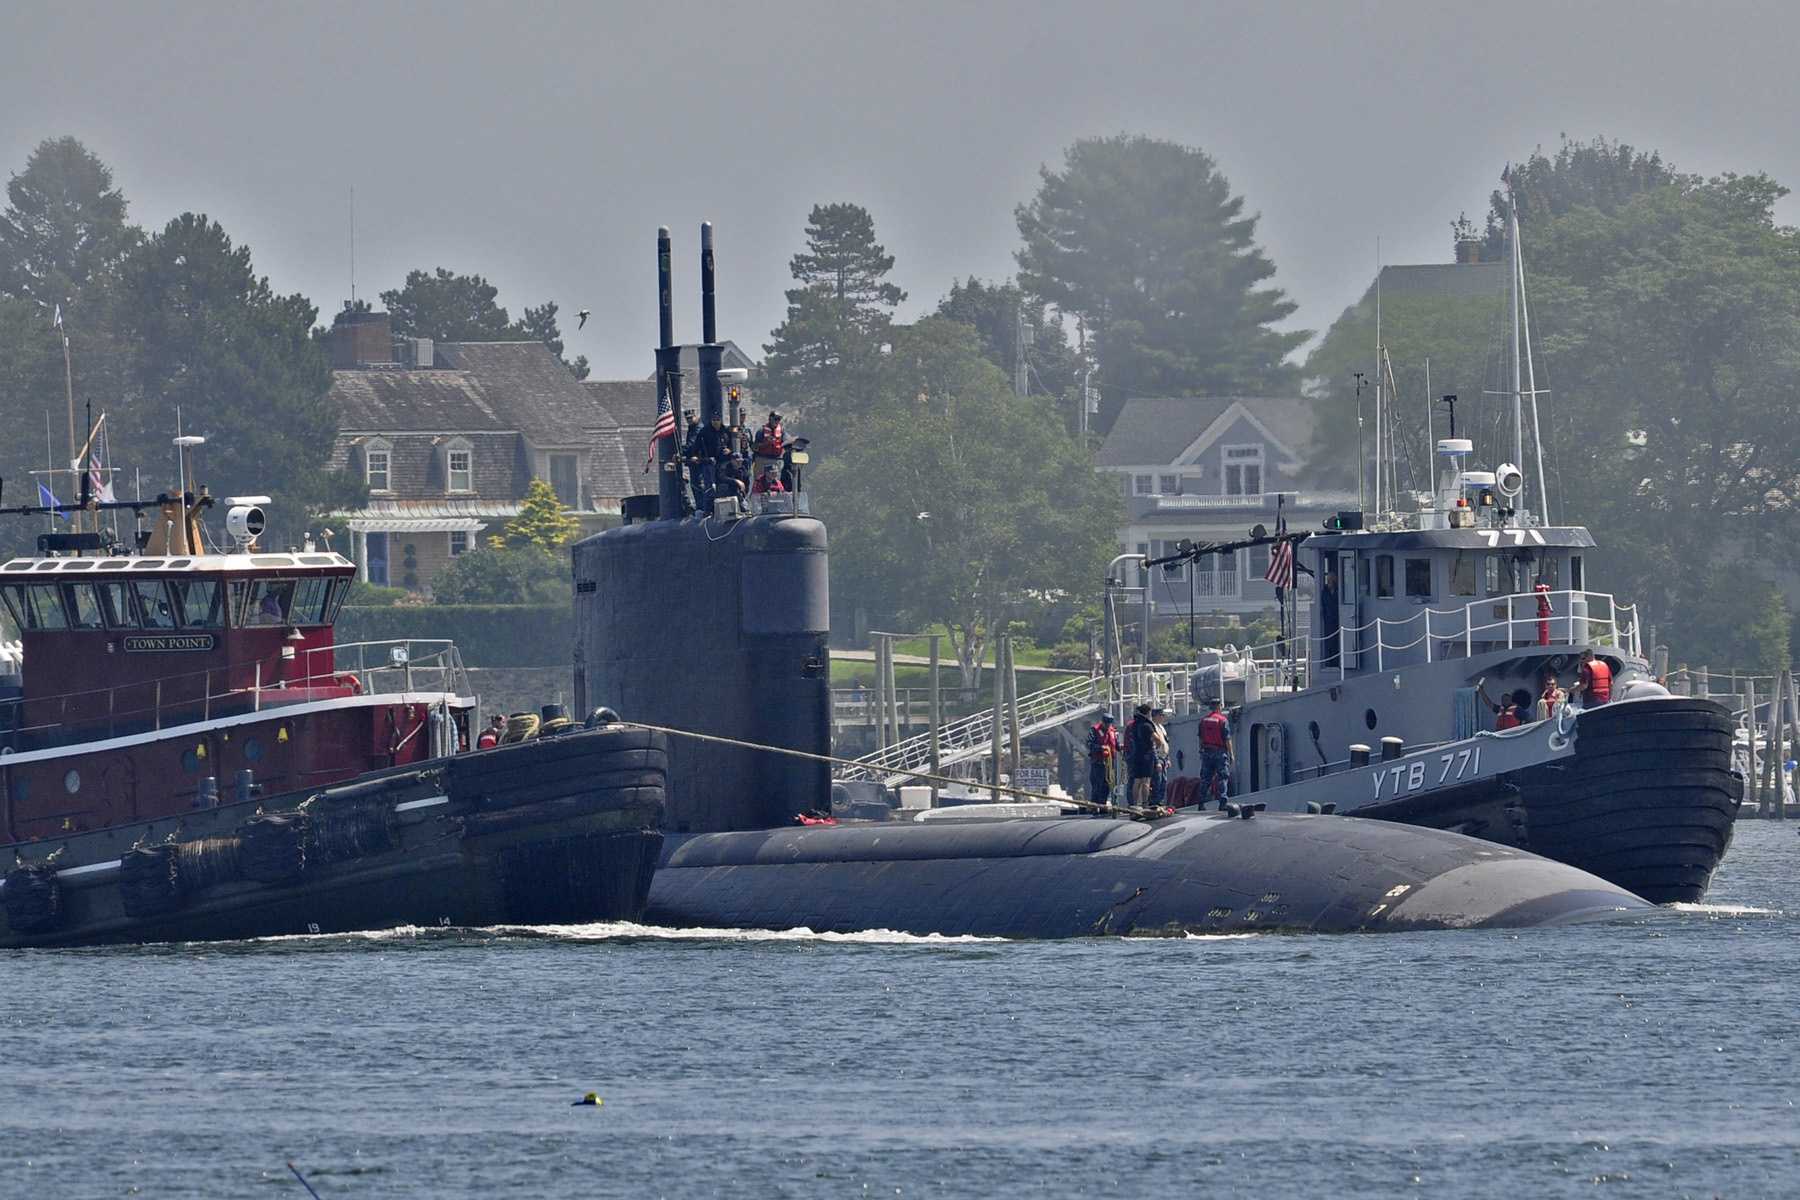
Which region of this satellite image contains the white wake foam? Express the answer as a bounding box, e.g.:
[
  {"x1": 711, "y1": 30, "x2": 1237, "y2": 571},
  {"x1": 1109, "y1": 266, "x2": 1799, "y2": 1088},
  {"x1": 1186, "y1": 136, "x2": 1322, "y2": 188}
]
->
[
  {"x1": 1667, "y1": 902, "x2": 1778, "y2": 916},
  {"x1": 490, "y1": 920, "x2": 1006, "y2": 944}
]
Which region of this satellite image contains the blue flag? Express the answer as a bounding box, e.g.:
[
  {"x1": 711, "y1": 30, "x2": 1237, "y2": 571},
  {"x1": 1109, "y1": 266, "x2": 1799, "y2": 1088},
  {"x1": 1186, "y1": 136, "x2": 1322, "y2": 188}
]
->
[{"x1": 37, "y1": 481, "x2": 65, "y2": 523}]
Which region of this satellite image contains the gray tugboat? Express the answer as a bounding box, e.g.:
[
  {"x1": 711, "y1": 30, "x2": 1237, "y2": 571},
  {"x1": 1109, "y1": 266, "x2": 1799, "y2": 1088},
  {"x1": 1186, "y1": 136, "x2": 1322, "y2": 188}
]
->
[{"x1": 1163, "y1": 202, "x2": 1740, "y2": 904}]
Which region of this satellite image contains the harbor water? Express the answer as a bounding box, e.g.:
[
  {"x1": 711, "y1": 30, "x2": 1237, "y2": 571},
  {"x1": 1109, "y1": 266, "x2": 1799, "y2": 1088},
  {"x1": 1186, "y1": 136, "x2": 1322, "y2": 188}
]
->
[{"x1": 3, "y1": 822, "x2": 1798, "y2": 1199}]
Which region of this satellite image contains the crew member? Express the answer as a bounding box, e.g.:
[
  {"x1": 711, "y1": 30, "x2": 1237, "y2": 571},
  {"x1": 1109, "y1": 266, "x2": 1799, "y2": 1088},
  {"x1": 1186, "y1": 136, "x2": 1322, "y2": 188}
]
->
[
  {"x1": 1537, "y1": 671, "x2": 1566, "y2": 722},
  {"x1": 1477, "y1": 682, "x2": 1534, "y2": 730},
  {"x1": 476, "y1": 714, "x2": 505, "y2": 749},
  {"x1": 716, "y1": 450, "x2": 749, "y2": 503},
  {"x1": 1125, "y1": 704, "x2": 1156, "y2": 807},
  {"x1": 1150, "y1": 708, "x2": 1172, "y2": 807},
  {"x1": 1086, "y1": 713, "x2": 1120, "y2": 807},
  {"x1": 1570, "y1": 649, "x2": 1612, "y2": 708},
  {"x1": 752, "y1": 462, "x2": 786, "y2": 495},
  {"x1": 1319, "y1": 569, "x2": 1341, "y2": 672},
  {"x1": 1197, "y1": 698, "x2": 1232, "y2": 808},
  {"x1": 753, "y1": 410, "x2": 786, "y2": 482},
  {"x1": 680, "y1": 410, "x2": 705, "y2": 509}
]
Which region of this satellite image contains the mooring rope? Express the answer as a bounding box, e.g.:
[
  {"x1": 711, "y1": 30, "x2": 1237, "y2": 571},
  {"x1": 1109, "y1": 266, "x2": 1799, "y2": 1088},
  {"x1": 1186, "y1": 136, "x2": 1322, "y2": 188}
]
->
[{"x1": 605, "y1": 718, "x2": 1164, "y2": 820}]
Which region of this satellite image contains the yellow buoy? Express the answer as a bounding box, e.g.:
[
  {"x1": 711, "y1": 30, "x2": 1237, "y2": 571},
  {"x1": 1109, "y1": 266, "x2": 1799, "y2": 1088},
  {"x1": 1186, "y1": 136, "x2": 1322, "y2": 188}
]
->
[{"x1": 572, "y1": 1092, "x2": 602, "y2": 1107}]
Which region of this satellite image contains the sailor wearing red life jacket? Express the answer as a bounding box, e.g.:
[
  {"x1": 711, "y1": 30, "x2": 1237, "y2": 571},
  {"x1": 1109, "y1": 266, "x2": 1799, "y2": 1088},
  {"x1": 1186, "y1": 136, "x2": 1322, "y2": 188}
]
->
[
  {"x1": 476, "y1": 714, "x2": 505, "y2": 749},
  {"x1": 1086, "y1": 714, "x2": 1120, "y2": 807},
  {"x1": 1570, "y1": 648, "x2": 1612, "y2": 708},
  {"x1": 1196, "y1": 698, "x2": 1232, "y2": 809}
]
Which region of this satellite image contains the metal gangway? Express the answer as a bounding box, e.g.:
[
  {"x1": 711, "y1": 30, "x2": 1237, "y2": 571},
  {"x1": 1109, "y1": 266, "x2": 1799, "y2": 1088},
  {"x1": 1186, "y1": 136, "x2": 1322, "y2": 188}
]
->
[{"x1": 834, "y1": 665, "x2": 1192, "y2": 786}]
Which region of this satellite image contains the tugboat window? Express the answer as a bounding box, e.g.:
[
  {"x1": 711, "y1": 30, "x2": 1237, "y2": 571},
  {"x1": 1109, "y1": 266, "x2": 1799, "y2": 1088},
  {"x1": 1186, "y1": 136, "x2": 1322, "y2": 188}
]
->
[
  {"x1": 97, "y1": 581, "x2": 137, "y2": 629},
  {"x1": 170, "y1": 578, "x2": 223, "y2": 629},
  {"x1": 1450, "y1": 552, "x2": 1476, "y2": 596},
  {"x1": 1570, "y1": 556, "x2": 1583, "y2": 590},
  {"x1": 1539, "y1": 558, "x2": 1561, "y2": 589},
  {"x1": 133, "y1": 580, "x2": 177, "y2": 629},
  {"x1": 63, "y1": 583, "x2": 105, "y2": 629},
  {"x1": 25, "y1": 584, "x2": 70, "y2": 630},
  {"x1": 291, "y1": 576, "x2": 331, "y2": 624},
  {"x1": 1375, "y1": 556, "x2": 1394, "y2": 598},
  {"x1": 0, "y1": 587, "x2": 23, "y2": 632},
  {"x1": 244, "y1": 579, "x2": 296, "y2": 627},
  {"x1": 1484, "y1": 556, "x2": 1500, "y2": 596},
  {"x1": 1404, "y1": 558, "x2": 1432, "y2": 598}
]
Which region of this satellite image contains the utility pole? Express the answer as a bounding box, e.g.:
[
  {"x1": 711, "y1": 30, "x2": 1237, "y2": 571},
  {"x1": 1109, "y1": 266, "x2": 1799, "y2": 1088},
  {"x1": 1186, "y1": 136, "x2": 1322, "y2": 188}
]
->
[
  {"x1": 928, "y1": 633, "x2": 942, "y2": 808},
  {"x1": 1005, "y1": 633, "x2": 1022, "y2": 782}
]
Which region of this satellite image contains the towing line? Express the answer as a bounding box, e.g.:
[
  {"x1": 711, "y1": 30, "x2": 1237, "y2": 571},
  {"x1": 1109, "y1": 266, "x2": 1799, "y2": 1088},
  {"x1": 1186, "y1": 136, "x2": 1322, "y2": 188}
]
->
[{"x1": 606, "y1": 718, "x2": 1169, "y2": 822}]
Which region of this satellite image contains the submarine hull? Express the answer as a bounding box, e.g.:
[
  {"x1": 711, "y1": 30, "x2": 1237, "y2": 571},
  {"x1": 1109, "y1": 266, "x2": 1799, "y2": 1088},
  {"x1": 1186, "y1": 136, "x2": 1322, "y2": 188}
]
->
[{"x1": 645, "y1": 813, "x2": 1653, "y2": 937}]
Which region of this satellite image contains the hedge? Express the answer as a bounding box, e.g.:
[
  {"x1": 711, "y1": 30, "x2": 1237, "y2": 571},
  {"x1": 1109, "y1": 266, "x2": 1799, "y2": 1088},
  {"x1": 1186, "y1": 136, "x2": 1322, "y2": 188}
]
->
[{"x1": 336, "y1": 604, "x2": 574, "y2": 668}]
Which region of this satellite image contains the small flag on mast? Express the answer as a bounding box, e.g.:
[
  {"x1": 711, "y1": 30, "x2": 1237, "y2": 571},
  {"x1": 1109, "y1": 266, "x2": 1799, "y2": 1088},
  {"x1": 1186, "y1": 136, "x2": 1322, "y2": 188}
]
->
[
  {"x1": 1264, "y1": 516, "x2": 1294, "y2": 591},
  {"x1": 644, "y1": 382, "x2": 676, "y2": 472},
  {"x1": 37, "y1": 481, "x2": 66, "y2": 523}
]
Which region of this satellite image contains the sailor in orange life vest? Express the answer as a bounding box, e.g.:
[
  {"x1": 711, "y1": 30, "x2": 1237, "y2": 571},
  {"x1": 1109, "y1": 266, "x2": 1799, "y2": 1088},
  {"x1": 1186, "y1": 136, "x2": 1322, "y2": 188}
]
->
[
  {"x1": 476, "y1": 714, "x2": 505, "y2": 749},
  {"x1": 1478, "y1": 682, "x2": 1536, "y2": 730},
  {"x1": 1085, "y1": 713, "x2": 1120, "y2": 807},
  {"x1": 1196, "y1": 698, "x2": 1232, "y2": 808},
  {"x1": 1569, "y1": 648, "x2": 1613, "y2": 708},
  {"x1": 1537, "y1": 671, "x2": 1567, "y2": 723}
]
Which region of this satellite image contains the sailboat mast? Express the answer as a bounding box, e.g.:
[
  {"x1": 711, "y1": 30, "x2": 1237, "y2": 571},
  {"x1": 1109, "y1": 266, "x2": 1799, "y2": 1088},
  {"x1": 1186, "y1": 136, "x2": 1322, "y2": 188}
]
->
[
  {"x1": 1374, "y1": 246, "x2": 1383, "y2": 516},
  {"x1": 1508, "y1": 191, "x2": 1524, "y2": 483}
]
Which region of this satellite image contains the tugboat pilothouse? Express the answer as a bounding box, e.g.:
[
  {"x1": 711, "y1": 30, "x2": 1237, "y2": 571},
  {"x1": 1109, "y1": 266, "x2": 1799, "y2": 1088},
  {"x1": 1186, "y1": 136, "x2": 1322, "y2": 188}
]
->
[{"x1": 0, "y1": 443, "x2": 667, "y2": 947}]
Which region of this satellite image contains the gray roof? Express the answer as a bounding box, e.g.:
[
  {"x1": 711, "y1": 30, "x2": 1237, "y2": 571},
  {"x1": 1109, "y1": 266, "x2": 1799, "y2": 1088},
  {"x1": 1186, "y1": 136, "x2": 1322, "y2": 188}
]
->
[
  {"x1": 583, "y1": 379, "x2": 656, "y2": 431},
  {"x1": 1372, "y1": 262, "x2": 1509, "y2": 301},
  {"x1": 1096, "y1": 397, "x2": 1316, "y2": 468},
  {"x1": 434, "y1": 341, "x2": 618, "y2": 446}
]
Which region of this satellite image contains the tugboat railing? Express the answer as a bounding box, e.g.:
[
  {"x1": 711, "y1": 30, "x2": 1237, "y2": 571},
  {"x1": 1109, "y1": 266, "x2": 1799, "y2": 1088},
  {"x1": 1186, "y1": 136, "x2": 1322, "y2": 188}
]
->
[
  {"x1": 0, "y1": 639, "x2": 471, "y2": 752},
  {"x1": 1231, "y1": 589, "x2": 1642, "y2": 694}
]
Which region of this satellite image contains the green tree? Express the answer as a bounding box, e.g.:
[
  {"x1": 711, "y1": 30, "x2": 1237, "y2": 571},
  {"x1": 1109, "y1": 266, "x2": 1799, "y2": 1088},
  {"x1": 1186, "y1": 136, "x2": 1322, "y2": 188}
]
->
[
  {"x1": 761, "y1": 202, "x2": 905, "y2": 435},
  {"x1": 381, "y1": 269, "x2": 586, "y2": 377},
  {"x1": 431, "y1": 543, "x2": 568, "y2": 604},
  {"x1": 381, "y1": 267, "x2": 516, "y2": 342},
  {"x1": 1016, "y1": 135, "x2": 1307, "y2": 434},
  {"x1": 1522, "y1": 173, "x2": 1800, "y2": 664},
  {"x1": 491, "y1": 477, "x2": 579, "y2": 550},
  {"x1": 1475, "y1": 136, "x2": 1682, "y2": 260},
  {"x1": 113, "y1": 213, "x2": 360, "y2": 533},
  {"x1": 519, "y1": 299, "x2": 587, "y2": 379},
  {"x1": 0, "y1": 135, "x2": 139, "y2": 310},
  {"x1": 813, "y1": 318, "x2": 1121, "y2": 687},
  {"x1": 936, "y1": 277, "x2": 1082, "y2": 423}
]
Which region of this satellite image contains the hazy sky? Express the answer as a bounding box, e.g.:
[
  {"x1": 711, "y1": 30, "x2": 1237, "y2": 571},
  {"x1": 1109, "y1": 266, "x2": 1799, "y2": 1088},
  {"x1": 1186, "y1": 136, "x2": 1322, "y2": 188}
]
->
[{"x1": 5, "y1": 1, "x2": 1799, "y2": 383}]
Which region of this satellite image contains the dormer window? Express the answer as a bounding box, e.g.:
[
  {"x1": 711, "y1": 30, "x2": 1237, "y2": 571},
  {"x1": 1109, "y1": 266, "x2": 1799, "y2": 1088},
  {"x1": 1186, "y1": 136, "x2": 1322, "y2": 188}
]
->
[
  {"x1": 447, "y1": 444, "x2": 472, "y2": 493},
  {"x1": 364, "y1": 438, "x2": 392, "y2": 491},
  {"x1": 1223, "y1": 446, "x2": 1263, "y2": 496}
]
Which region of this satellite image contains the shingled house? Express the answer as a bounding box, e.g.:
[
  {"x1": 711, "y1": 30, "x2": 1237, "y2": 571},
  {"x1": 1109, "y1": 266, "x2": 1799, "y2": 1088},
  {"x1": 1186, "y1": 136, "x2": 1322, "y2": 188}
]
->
[
  {"x1": 1096, "y1": 396, "x2": 1356, "y2": 624},
  {"x1": 324, "y1": 311, "x2": 631, "y2": 592}
]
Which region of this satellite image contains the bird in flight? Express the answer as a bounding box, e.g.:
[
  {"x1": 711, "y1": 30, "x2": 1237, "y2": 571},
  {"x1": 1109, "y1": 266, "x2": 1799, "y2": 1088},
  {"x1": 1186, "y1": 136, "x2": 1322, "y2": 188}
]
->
[{"x1": 577, "y1": 308, "x2": 591, "y2": 330}]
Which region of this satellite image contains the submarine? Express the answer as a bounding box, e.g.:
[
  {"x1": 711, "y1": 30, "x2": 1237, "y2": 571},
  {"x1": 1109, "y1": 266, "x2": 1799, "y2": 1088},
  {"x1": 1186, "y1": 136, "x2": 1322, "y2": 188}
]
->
[{"x1": 570, "y1": 224, "x2": 1655, "y2": 937}]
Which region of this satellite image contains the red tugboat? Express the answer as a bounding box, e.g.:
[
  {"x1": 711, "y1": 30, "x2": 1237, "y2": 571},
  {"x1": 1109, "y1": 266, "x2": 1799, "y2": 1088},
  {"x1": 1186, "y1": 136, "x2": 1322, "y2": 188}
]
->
[{"x1": 0, "y1": 455, "x2": 665, "y2": 947}]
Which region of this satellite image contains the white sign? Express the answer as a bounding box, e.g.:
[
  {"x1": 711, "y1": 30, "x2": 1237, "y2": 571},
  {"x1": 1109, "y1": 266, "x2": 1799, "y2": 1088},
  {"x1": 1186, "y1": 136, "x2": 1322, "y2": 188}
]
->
[{"x1": 1015, "y1": 767, "x2": 1052, "y2": 791}]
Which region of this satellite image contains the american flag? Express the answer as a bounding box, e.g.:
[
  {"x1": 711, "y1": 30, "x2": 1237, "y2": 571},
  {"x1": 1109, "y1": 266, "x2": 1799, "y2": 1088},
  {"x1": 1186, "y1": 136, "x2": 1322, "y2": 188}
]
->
[
  {"x1": 1264, "y1": 517, "x2": 1294, "y2": 590},
  {"x1": 643, "y1": 384, "x2": 676, "y2": 472}
]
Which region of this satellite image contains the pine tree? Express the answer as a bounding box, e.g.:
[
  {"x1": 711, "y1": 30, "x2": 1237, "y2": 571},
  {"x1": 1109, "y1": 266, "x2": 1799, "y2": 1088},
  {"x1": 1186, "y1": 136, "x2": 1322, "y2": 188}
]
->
[
  {"x1": 492, "y1": 477, "x2": 580, "y2": 550},
  {"x1": 0, "y1": 135, "x2": 139, "y2": 309},
  {"x1": 762, "y1": 203, "x2": 906, "y2": 435},
  {"x1": 381, "y1": 268, "x2": 516, "y2": 341},
  {"x1": 1016, "y1": 135, "x2": 1307, "y2": 434}
]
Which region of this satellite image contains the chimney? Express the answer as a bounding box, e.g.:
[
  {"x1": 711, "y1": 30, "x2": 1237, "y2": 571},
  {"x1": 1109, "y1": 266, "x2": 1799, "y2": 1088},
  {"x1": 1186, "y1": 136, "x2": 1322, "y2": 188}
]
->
[{"x1": 330, "y1": 306, "x2": 395, "y2": 368}]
